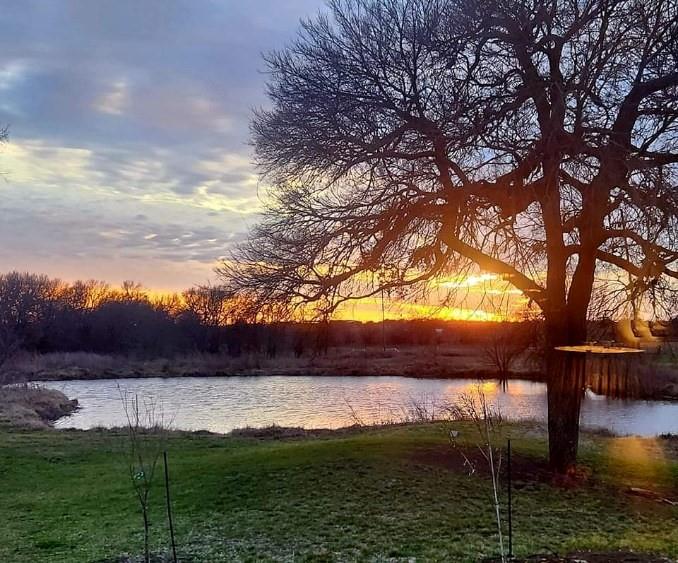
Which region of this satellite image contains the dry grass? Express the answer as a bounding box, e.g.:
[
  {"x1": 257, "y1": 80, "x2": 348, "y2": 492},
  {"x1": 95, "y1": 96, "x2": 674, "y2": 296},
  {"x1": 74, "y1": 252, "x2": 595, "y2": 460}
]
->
[
  {"x1": 1, "y1": 345, "x2": 541, "y2": 383},
  {"x1": 0, "y1": 384, "x2": 78, "y2": 428}
]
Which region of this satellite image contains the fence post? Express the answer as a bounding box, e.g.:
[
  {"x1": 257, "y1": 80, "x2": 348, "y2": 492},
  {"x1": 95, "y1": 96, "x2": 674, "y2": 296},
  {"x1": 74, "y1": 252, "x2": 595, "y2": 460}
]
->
[
  {"x1": 163, "y1": 451, "x2": 178, "y2": 563},
  {"x1": 507, "y1": 438, "x2": 513, "y2": 559}
]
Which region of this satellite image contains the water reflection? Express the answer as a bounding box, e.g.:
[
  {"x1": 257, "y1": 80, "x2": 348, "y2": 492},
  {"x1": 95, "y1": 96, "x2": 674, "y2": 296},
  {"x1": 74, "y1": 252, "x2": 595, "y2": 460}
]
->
[{"x1": 41, "y1": 376, "x2": 678, "y2": 436}]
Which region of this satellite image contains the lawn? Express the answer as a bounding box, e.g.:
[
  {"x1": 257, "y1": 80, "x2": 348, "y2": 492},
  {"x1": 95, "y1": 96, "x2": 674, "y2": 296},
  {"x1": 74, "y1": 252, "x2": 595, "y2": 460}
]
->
[{"x1": 0, "y1": 423, "x2": 676, "y2": 562}]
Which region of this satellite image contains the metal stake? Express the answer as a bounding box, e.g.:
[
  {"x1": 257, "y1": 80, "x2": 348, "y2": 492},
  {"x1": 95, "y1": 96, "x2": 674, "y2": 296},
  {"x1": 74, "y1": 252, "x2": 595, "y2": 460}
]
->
[
  {"x1": 507, "y1": 438, "x2": 513, "y2": 558},
  {"x1": 163, "y1": 451, "x2": 178, "y2": 563}
]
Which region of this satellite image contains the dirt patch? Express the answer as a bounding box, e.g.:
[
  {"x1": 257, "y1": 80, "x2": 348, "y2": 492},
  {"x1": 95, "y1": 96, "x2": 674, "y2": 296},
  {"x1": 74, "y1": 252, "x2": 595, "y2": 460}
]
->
[
  {"x1": 412, "y1": 444, "x2": 559, "y2": 484},
  {"x1": 412, "y1": 443, "x2": 678, "y2": 507},
  {"x1": 228, "y1": 422, "x2": 417, "y2": 440}
]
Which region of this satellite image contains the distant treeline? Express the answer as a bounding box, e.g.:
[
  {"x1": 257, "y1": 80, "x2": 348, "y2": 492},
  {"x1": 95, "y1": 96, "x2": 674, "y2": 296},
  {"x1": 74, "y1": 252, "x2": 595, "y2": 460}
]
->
[
  {"x1": 1, "y1": 272, "x2": 675, "y2": 363},
  {"x1": 0, "y1": 272, "x2": 514, "y2": 360}
]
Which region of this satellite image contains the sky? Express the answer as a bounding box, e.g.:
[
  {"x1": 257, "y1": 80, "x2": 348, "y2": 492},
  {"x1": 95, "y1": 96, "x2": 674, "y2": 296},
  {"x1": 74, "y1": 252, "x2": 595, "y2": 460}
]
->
[
  {"x1": 0, "y1": 0, "x2": 324, "y2": 291},
  {"x1": 0, "y1": 1, "x2": 530, "y2": 321}
]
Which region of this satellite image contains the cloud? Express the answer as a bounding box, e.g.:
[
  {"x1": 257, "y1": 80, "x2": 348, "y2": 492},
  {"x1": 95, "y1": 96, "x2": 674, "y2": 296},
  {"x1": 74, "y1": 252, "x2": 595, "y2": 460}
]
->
[
  {"x1": 0, "y1": 138, "x2": 258, "y2": 289},
  {"x1": 0, "y1": 1, "x2": 324, "y2": 288},
  {"x1": 0, "y1": 61, "x2": 27, "y2": 92},
  {"x1": 94, "y1": 79, "x2": 129, "y2": 115}
]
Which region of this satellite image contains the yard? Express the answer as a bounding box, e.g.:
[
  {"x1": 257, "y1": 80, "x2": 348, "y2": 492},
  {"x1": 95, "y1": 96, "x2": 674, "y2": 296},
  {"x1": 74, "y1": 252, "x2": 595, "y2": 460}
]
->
[{"x1": 0, "y1": 422, "x2": 676, "y2": 562}]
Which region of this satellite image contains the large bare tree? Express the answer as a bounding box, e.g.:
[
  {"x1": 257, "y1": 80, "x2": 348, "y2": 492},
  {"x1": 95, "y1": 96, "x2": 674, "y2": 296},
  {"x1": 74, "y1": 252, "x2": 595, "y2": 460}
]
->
[{"x1": 222, "y1": 0, "x2": 678, "y2": 470}]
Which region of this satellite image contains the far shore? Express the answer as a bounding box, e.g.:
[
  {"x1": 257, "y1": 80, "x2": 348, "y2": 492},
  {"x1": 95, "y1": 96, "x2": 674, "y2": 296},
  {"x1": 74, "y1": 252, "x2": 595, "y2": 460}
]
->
[
  {"x1": 2, "y1": 344, "x2": 677, "y2": 400},
  {"x1": 3, "y1": 344, "x2": 538, "y2": 381}
]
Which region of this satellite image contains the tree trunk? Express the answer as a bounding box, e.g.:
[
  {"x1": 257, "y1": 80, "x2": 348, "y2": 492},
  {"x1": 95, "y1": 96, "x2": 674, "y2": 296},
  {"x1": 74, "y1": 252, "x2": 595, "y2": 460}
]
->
[
  {"x1": 546, "y1": 349, "x2": 586, "y2": 473},
  {"x1": 544, "y1": 313, "x2": 587, "y2": 473}
]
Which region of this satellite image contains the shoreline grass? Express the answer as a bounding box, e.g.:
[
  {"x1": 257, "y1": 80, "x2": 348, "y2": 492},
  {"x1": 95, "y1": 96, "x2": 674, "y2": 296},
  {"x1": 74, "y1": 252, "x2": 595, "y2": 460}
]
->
[
  {"x1": 0, "y1": 384, "x2": 78, "y2": 428},
  {"x1": 0, "y1": 346, "x2": 544, "y2": 382},
  {"x1": 0, "y1": 423, "x2": 675, "y2": 562}
]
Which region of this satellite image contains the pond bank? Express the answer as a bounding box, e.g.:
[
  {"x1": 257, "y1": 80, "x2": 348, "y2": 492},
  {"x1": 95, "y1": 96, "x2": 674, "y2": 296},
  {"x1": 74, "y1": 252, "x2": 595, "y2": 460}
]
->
[
  {"x1": 1, "y1": 346, "x2": 537, "y2": 379},
  {"x1": 0, "y1": 385, "x2": 78, "y2": 428}
]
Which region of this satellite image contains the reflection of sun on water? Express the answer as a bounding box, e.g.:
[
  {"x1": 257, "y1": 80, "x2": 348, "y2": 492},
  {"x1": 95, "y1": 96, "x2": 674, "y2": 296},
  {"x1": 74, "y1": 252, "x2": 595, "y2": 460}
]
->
[
  {"x1": 464, "y1": 381, "x2": 500, "y2": 396},
  {"x1": 402, "y1": 303, "x2": 503, "y2": 322}
]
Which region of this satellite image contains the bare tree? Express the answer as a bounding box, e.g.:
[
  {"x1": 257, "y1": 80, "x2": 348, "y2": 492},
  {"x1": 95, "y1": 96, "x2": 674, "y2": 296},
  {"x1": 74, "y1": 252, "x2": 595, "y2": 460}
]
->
[
  {"x1": 182, "y1": 284, "x2": 231, "y2": 328},
  {"x1": 182, "y1": 284, "x2": 233, "y2": 353},
  {"x1": 0, "y1": 324, "x2": 20, "y2": 376},
  {"x1": 0, "y1": 272, "x2": 62, "y2": 351},
  {"x1": 222, "y1": 0, "x2": 678, "y2": 471},
  {"x1": 120, "y1": 390, "x2": 170, "y2": 563},
  {"x1": 484, "y1": 323, "x2": 532, "y2": 378},
  {"x1": 62, "y1": 279, "x2": 112, "y2": 312}
]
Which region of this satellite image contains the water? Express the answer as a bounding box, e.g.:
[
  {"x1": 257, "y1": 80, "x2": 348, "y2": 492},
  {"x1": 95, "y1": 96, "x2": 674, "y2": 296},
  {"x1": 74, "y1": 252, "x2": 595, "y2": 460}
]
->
[{"x1": 42, "y1": 376, "x2": 678, "y2": 436}]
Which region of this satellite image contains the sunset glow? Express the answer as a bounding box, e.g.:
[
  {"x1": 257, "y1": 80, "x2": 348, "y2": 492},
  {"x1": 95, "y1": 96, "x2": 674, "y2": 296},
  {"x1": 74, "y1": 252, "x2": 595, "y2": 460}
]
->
[
  {"x1": 0, "y1": 2, "x2": 536, "y2": 321},
  {"x1": 335, "y1": 294, "x2": 512, "y2": 322}
]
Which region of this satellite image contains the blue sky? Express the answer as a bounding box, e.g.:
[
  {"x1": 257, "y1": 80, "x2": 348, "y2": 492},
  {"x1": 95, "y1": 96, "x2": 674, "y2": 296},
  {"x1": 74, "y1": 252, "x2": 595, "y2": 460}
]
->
[{"x1": 0, "y1": 0, "x2": 323, "y2": 290}]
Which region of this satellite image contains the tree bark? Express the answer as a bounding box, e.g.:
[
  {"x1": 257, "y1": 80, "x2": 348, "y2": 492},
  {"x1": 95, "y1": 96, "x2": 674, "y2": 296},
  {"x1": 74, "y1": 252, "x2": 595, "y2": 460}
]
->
[
  {"x1": 544, "y1": 314, "x2": 588, "y2": 473},
  {"x1": 546, "y1": 349, "x2": 587, "y2": 473}
]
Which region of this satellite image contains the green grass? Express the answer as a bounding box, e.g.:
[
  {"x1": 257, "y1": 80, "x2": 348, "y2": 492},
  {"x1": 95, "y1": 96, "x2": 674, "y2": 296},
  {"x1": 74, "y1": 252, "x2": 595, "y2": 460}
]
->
[{"x1": 0, "y1": 423, "x2": 676, "y2": 562}]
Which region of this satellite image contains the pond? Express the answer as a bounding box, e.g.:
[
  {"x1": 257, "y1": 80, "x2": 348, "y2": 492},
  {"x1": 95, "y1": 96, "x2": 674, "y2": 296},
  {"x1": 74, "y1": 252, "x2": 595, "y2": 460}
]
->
[{"x1": 42, "y1": 376, "x2": 678, "y2": 436}]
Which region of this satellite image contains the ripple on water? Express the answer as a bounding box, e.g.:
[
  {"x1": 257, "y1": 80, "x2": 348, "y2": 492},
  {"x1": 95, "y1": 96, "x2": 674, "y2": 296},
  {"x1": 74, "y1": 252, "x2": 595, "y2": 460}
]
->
[{"x1": 40, "y1": 376, "x2": 678, "y2": 436}]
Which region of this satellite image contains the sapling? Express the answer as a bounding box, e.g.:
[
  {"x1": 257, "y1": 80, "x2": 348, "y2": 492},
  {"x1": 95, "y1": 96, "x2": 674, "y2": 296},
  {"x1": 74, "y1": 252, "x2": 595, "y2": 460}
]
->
[
  {"x1": 120, "y1": 389, "x2": 170, "y2": 563},
  {"x1": 448, "y1": 385, "x2": 506, "y2": 563}
]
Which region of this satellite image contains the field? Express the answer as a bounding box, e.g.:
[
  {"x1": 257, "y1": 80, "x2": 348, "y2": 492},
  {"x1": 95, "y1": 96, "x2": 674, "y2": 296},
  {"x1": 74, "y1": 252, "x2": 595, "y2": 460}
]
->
[{"x1": 0, "y1": 423, "x2": 676, "y2": 562}]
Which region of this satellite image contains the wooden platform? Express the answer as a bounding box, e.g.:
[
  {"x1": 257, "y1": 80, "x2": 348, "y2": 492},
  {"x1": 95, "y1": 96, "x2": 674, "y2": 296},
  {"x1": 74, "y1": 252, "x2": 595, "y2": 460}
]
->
[{"x1": 555, "y1": 345, "x2": 644, "y2": 355}]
